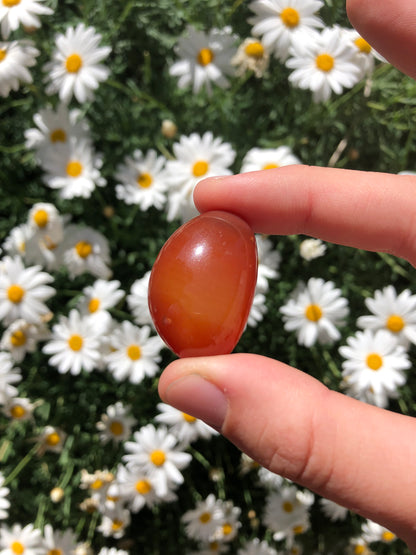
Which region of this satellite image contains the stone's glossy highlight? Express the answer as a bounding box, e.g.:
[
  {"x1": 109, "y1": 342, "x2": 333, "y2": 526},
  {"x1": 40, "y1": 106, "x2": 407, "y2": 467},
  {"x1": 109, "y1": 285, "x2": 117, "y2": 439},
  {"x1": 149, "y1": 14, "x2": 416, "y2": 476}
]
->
[{"x1": 148, "y1": 211, "x2": 258, "y2": 358}]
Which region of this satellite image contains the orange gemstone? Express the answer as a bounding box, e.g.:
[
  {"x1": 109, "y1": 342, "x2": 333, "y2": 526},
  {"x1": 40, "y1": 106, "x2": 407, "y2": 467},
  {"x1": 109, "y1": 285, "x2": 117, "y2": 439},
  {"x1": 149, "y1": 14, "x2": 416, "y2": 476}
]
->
[{"x1": 148, "y1": 211, "x2": 257, "y2": 357}]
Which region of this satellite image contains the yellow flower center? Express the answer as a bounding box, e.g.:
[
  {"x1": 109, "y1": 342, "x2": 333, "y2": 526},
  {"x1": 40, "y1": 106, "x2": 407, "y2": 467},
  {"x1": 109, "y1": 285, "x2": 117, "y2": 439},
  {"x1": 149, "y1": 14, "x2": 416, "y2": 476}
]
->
[
  {"x1": 50, "y1": 128, "x2": 67, "y2": 143},
  {"x1": 66, "y1": 160, "x2": 83, "y2": 177},
  {"x1": 262, "y1": 163, "x2": 279, "y2": 170},
  {"x1": 7, "y1": 284, "x2": 25, "y2": 304},
  {"x1": 88, "y1": 298, "x2": 100, "y2": 313},
  {"x1": 197, "y1": 48, "x2": 214, "y2": 66},
  {"x1": 127, "y1": 344, "x2": 141, "y2": 360},
  {"x1": 316, "y1": 53, "x2": 335, "y2": 72},
  {"x1": 381, "y1": 531, "x2": 396, "y2": 543},
  {"x1": 353, "y1": 546, "x2": 365, "y2": 555},
  {"x1": 109, "y1": 421, "x2": 124, "y2": 436},
  {"x1": 3, "y1": 0, "x2": 21, "y2": 6},
  {"x1": 283, "y1": 501, "x2": 294, "y2": 513},
  {"x1": 10, "y1": 330, "x2": 26, "y2": 347},
  {"x1": 111, "y1": 519, "x2": 123, "y2": 531},
  {"x1": 48, "y1": 549, "x2": 63, "y2": 555},
  {"x1": 366, "y1": 353, "x2": 383, "y2": 371},
  {"x1": 222, "y1": 523, "x2": 233, "y2": 536},
  {"x1": 199, "y1": 512, "x2": 211, "y2": 524},
  {"x1": 182, "y1": 412, "x2": 197, "y2": 423},
  {"x1": 244, "y1": 41, "x2": 265, "y2": 59},
  {"x1": 0, "y1": 49, "x2": 7, "y2": 62},
  {"x1": 90, "y1": 479, "x2": 103, "y2": 490},
  {"x1": 386, "y1": 314, "x2": 405, "y2": 333},
  {"x1": 65, "y1": 53, "x2": 83, "y2": 73},
  {"x1": 354, "y1": 37, "x2": 372, "y2": 54},
  {"x1": 150, "y1": 449, "x2": 166, "y2": 466},
  {"x1": 293, "y1": 524, "x2": 304, "y2": 535},
  {"x1": 192, "y1": 160, "x2": 209, "y2": 177},
  {"x1": 137, "y1": 172, "x2": 153, "y2": 188},
  {"x1": 33, "y1": 208, "x2": 49, "y2": 228},
  {"x1": 280, "y1": 7, "x2": 300, "y2": 28},
  {"x1": 11, "y1": 542, "x2": 25, "y2": 555},
  {"x1": 46, "y1": 432, "x2": 61, "y2": 446},
  {"x1": 68, "y1": 334, "x2": 83, "y2": 351},
  {"x1": 10, "y1": 405, "x2": 26, "y2": 419},
  {"x1": 135, "y1": 479, "x2": 152, "y2": 495},
  {"x1": 305, "y1": 304, "x2": 323, "y2": 322},
  {"x1": 75, "y1": 240, "x2": 92, "y2": 258}
]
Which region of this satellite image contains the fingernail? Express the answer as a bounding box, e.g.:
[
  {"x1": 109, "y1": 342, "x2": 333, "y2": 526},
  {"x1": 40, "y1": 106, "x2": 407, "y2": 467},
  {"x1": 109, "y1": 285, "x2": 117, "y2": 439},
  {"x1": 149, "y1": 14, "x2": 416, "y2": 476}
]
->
[{"x1": 163, "y1": 374, "x2": 228, "y2": 431}]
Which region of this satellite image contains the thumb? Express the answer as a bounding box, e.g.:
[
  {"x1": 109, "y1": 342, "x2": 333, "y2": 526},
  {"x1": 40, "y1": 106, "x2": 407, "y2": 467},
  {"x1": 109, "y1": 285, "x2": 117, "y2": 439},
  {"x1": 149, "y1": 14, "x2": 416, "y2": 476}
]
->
[{"x1": 158, "y1": 353, "x2": 416, "y2": 550}]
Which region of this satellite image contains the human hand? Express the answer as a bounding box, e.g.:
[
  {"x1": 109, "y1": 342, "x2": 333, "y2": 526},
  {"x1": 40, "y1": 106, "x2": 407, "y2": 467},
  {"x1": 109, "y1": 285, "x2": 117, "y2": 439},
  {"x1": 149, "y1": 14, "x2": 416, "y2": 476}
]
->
[{"x1": 159, "y1": 0, "x2": 416, "y2": 550}]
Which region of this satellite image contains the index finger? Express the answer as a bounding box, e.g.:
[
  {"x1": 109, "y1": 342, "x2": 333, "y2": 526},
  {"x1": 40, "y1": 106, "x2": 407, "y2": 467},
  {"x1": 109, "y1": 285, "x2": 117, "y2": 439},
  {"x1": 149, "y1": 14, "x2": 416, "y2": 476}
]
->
[{"x1": 194, "y1": 166, "x2": 416, "y2": 266}]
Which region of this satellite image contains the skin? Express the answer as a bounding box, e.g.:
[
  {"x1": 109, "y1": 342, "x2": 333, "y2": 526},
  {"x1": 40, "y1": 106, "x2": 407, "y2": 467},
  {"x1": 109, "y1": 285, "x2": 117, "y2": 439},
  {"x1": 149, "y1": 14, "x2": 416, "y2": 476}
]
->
[{"x1": 159, "y1": 1, "x2": 416, "y2": 550}]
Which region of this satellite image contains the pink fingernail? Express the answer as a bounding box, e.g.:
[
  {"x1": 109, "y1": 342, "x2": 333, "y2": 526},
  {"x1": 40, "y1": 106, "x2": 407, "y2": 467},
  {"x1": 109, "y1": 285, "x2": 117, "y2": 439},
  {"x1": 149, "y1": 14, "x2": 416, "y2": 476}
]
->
[{"x1": 163, "y1": 374, "x2": 228, "y2": 431}]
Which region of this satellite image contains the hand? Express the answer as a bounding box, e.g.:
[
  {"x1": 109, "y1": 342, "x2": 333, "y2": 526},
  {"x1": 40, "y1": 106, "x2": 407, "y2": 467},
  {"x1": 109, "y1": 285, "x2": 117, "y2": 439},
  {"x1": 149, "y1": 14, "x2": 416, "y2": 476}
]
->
[{"x1": 159, "y1": 0, "x2": 416, "y2": 550}]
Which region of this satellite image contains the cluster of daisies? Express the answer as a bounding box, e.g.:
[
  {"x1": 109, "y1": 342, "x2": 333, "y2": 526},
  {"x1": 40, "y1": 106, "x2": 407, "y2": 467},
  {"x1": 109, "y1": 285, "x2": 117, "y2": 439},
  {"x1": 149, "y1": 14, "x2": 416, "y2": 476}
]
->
[
  {"x1": 169, "y1": 0, "x2": 386, "y2": 102},
  {"x1": 280, "y1": 278, "x2": 416, "y2": 410}
]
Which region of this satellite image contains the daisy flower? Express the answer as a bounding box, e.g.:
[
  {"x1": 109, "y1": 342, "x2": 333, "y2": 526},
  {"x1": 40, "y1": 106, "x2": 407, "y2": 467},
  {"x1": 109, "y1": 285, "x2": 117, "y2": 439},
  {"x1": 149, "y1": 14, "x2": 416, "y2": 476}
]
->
[
  {"x1": 122, "y1": 424, "x2": 192, "y2": 497},
  {"x1": 357, "y1": 285, "x2": 416, "y2": 348},
  {"x1": 44, "y1": 23, "x2": 111, "y2": 104},
  {"x1": 257, "y1": 466, "x2": 285, "y2": 490},
  {"x1": 299, "y1": 237, "x2": 326, "y2": 260},
  {"x1": 339, "y1": 329, "x2": 410, "y2": 408},
  {"x1": 115, "y1": 149, "x2": 168, "y2": 211},
  {"x1": 0, "y1": 473, "x2": 10, "y2": 520},
  {"x1": 78, "y1": 278, "x2": 124, "y2": 330},
  {"x1": 2, "y1": 223, "x2": 31, "y2": 258},
  {"x1": 231, "y1": 37, "x2": 270, "y2": 78},
  {"x1": 165, "y1": 131, "x2": 235, "y2": 222},
  {"x1": 182, "y1": 494, "x2": 225, "y2": 542},
  {"x1": 280, "y1": 277, "x2": 349, "y2": 347},
  {"x1": 80, "y1": 469, "x2": 114, "y2": 504},
  {"x1": 0, "y1": 523, "x2": 44, "y2": 555},
  {"x1": 0, "y1": 351, "x2": 21, "y2": 403},
  {"x1": 286, "y1": 27, "x2": 362, "y2": 102},
  {"x1": 213, "y1": 500, "x2": 242, "y2": 543},
  {"x1": 248, "y1": 0, "x2": 324, "y2": 62},
  {"x1": 43, "y1": 309, "x2": 103, "y2": 375},
  {"x1": 319, "y1": 498, "x2": 348, "y2": 522},
  {"x1": 24, "y1": 103, "x2": 90, "y2": 155},
  {"x1": 263, "y1": 486, "x2": 314, "y2": 543},
  {"x1": 241, "y1": 146, "x2": 301, "y2": 173},
  {"x1": 36, "y1": 425, "x2": 66, "y2": 454},
  {"x1": 41, "y1": 137, "x2": 106, "y2": 199},
  {"x1": 0, "y1": 39, "x2": 39, "y2": 97},
  {"x1": 169, "y1": 25, "x2": 237, "y2": 94},
  {"x1": 256, "y1": 235, "x2": 281, "y2": 293},
  {"x1": 96, "y1": 402, "x2": 137, "y2": 444},
  {"x1": 98, "y1": 549, "x2": 128, "y2": 555},
  {"x1": 105, "y1": 321, "x2": 164, "y2": 384},
  {"x1": 0, "y1": 318, "x2": 49, "y2": 362},
  {"x1": 97, "y1": 506, "x2": 131, "y2": 539},
  {"x1": 0, "y1": 255, "x2": 55, "y2": 326},
  {"x1": 341, "y1": 27, "x2": 386, "y2": 80},
  {"x1": 2, "y1": 396, "x2": 36, "y2": 421},
  {"x1": 27, "y1": 202, "x2": 64, "y2": 243},
  {"x1": 43, "y1": 525, "x2": 78, "y2": 555},
  {"x1": 126, "y1": 271, "x2": 153, "y2": 327},
  {"x1": 0, "y1": 0, "x2": 53, "y2": 39},
  {"x1": 361, "y1": 519, "x2": 397, "y2": 545},
  {"x1": 247, "y1": 292, "x2": 268, "y2": 327},
  {"x1": 60, "y1": 225, "x2": 111, "y2": 280},
  {"x1": 155, "y1": 402, "x2": 218, "y2": 445},
  {"x1": 113, "y1": 464, "x2": 176, "y2": 513},
  {"x1": 238, "y1": 538, "x2": 278, "y2": 555}
]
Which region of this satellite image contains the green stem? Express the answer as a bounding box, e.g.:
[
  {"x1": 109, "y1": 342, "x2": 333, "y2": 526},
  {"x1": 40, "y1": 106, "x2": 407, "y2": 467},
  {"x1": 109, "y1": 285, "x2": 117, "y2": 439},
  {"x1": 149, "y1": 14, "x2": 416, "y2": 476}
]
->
[{"x1": 3, "y1": 442, "x2": 40, "y2": 486}]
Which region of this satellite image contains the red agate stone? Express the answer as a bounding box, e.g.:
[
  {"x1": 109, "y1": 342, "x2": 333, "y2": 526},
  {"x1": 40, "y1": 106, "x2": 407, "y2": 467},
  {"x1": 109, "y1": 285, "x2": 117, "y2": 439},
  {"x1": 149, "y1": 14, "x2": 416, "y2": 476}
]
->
[{"x1": 148, "y1": 211, "x2": 258, "y2": 357}]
